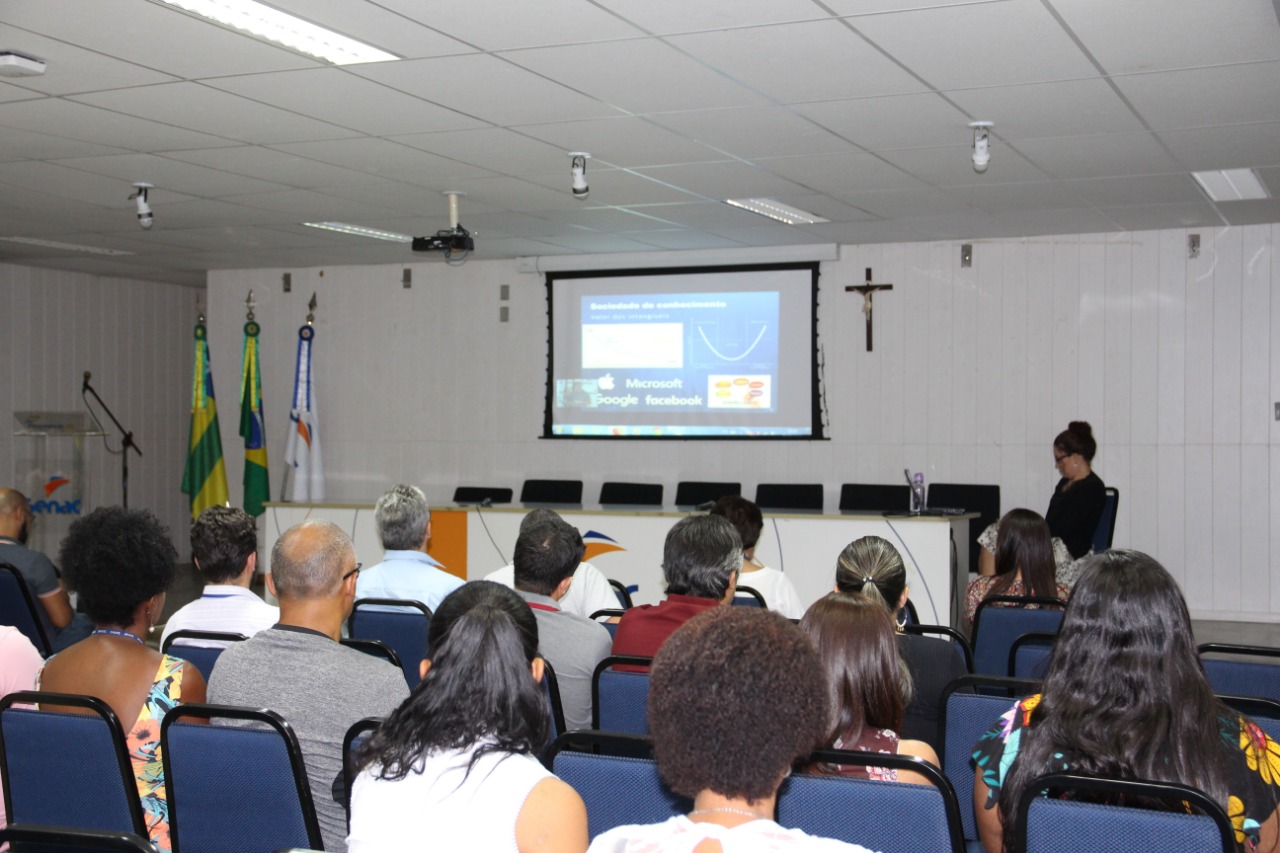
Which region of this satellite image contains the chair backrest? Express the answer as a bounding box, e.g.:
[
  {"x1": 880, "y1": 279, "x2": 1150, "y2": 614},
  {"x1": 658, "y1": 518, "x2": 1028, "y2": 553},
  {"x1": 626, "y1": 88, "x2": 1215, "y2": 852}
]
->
[
  {"x1": 590, "y1": 609, "x2": 624, "y2": 640},
  {"x1": 925, "y1": 483, "x2": 1000, "y2": 571},
  {"x1": 338, "y1": 638, "x2": 404, "y2": 672},
  {"x1": 1015, "y1": 773, "x2": 1235, "y2": 853},
  {"x1": 839, "y1": 483, "x2": 911, "y2": 513},
  {"x1": 347, "y1": 598, "x2": 431, "y2": 689},
  {"x1": 161, "y1": 703, "x2": 323, "y2": 853},
  {"x1": 971, "y1": 596, "x2": 1066, "y2": 677},
  {"x1": 903, "y1": 624, "x2": 974, "y2": 674},
  {"x1": 0, "y1": 824, "x2": 158, "y2": 852},
  {"x1": 939, "y1": 675, "x2": 1040, "y2": 844},
  {"x1": 542, "y1": 659, "x2": 566, "y2": 741},
  {"x1": 607, "y1": 580, "x2": 633, "y2": 609},
  {"x1": 1091, "y1": 487, "x2": 1120, "y2": 552},
  {"x1": 599, "y1": 482, "x2": 663, "y2": 506},
  {"x1": 452, "y1": 485, "x2": 512, "y2": 505},
  {"x1": 0, "y1": 692, "x2": 147, "y2": 836},
  {"x1": 0, "y1": 564, "x2": 52, "y2": 656},
  {"x1": 1198, "y1": 643, "x2": 1280, "y2": 704},
  {"x1": 754, "y1": 483, "x2": 823, "y2": 511},
  {"x1": 778, "y1": 749, "x2": 965, "y2": 853},
  {"x1": 673, "y1": 481, "x2": 740, "y2": 507},
  {"x1": 731, "y1": 585, "x2": 766, "y2": 608},
  {"x1": 161, "y1": 630, "x2": 249, "y2": 681},
  {"x1": 341, "y1": 717, "x2": 383, "y2": 828},
  {"x1": 592, "y1": 656, "x2": 653, "y2": 735},
  {"x1": 543, "y1": 732, "x2": 688, "y2": 839},
  {"x1": 520, "y1": 479, "x2": 583, "y2": 504},
  {"x1": 1008, "y1": 632, "x2": 1057, "y2": 679}
]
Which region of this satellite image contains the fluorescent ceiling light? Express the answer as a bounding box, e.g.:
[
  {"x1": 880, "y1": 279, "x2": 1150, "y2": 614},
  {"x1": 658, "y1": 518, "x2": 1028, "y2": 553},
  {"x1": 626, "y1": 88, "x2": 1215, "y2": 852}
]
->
[
  {"x1": 303, "y1": 222, "x2": 413, "y2": 242},
  {"x1": 0, "y1": 237, "x2": 134, "y2": 256},
  {"x1": 1192, "y1": 168, "x2": 1270, "y2": 202},
  {"x1": 151, "y1": 0, "x2": 398, "y2": 65},
  {"x1": 724, "y1": 198, "x2": 829, "y2": 226}
]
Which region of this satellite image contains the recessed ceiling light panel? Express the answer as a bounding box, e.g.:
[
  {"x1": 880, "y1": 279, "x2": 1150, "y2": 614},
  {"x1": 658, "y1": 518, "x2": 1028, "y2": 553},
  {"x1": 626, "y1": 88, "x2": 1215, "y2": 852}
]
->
[
  {"x1": 0, "y1": 237, "x2": 134, "y2": 256},
  {"x1": 1191, "y1": 168, "x2": 1270, "y2": 202},
  {"x1": 303, "y1": 222, "x2": 413, "y2": 242},
  {"x1": 724, "y1": 198, "x2": 829, "y2": 226},
  {"x1": 150, "y1": 0, "x2": 398, "y2": 65}
]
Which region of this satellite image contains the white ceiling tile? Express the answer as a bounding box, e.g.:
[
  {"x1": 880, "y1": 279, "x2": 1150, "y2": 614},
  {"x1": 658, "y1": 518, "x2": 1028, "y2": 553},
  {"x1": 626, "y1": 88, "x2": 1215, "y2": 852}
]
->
[
  {"x1": 852, "y1": 0, "x2": 1097, "y2": 88},
  {"x1": 390, "y1": 128, "x2": 568, "y2": 174},
  {"x1": 623, "y1": 202, "x2": 771, "y2": 230},
  {"x1": 54, "y1": 153, "x2": 292, "y2": 198},
  {"x1": 351, "y1": 54, "x2": 623, "y2": 125},
  {"x1": 522, "y1": 168, "x2": 706, "y2": 206},
  {"x1": 536, "y1": 232, "x2": 668, "y2": 253},
  {"x1": 1013, "y1": 132, "x2": 1182, "y2": 179},
  {"x1": 263, "y1": 0, "x2": 474, "y2": 59},
  {"x1": 650, "y1": 106, "x2": 862, "y2": 159},
  {"x1": 432, "y1": 175, "x2": 579, "y2": 213},
  {"x1": 0, "y1": 127, "x2": 132, "y2": 161},
  {"x1": 267, "y1": 138, "x2": 495, "y2": 185},
  {"x1": 792, "y1": 93, "x2": 969, "y2": 151},
  {"x1": 835, "y1": 187, "x2": 971, "y2": 218},
  {"x1": 220, "y1": 188, "x2": 392, "y2": 219},
  {"x1": 986, "y1": 207, "x2": 1123, "y2": 235},
  {"x1": 1115, "y1": 63, "x2": 1280, "y2": 129},
  {"x1": 1064, "y1": 174, "x2": 1204, "y2": 207},
  {"x1": 155, "y1": 198, "x2": 306, "y2": 228},
  {"x1": 896, "y1": 209, "x2": 1010, "y2": 239},
  {"x1": 160, "y1": 146, "x2": 371, "y2": 187},
  {"x1": 1218, "y1": 199, "x2": 1280, "y2": 226},
  {"x1": 878, "y1": 143, "x2": 1047, "y2": 185},
  {"x1": 794, "y1": 219, "x2": 924, "y2": 243},
  {"x1": 311, "y1": 181, "x2": 500, "y2": 217},
  {"x1": 632, "y1": 160, "x2": 813, "y2": 200},
  {"x1": 1157, "y1": 122, "x2": 1280, "y2": 171},
  {"x1": 3, "y1": 0, "x2": 321, "y2": 79},
  {"x1": 785, "y1": 194, "x2": 881, "y2": 221},
  {"x1": 0, "y1": 26, "x2": 178, "y2": 95},
  {"x1": 707, "y1": 224, "x2": 831, "y2": 246},
  {"x1": 668, "y1": 20, "x2": 928, "y2": 103},
  {"x1": 627, "y1": 230, "x2": 745, "y2": 250},
  {"x1": 593, "y1": 0, "x2": 828, "y2": 35},
  {"x1": 1046, "y1": 0, "x2": 1280, "y2": 74},
  {"x1": 501, "y1": 40, "x2": 765, "y2": 114},
  {"x1": 0, "y1": 99, "x2": 242, "y2": 152},
  {"x1": 948, "y1": 180, "x2": 1088, "y2": 211},
  {"x1": 0, "y1": 81, "x2": 43, "y2": 103},
  {"x1": 205, "y1": 68, "x2": 485, "y2": 136},
  {"x1": 1096, "y1": 201, "x2": 1225, "y2": 231},
  {"x1": 514, "y1": 117, "x2": 731, "y2": 167},
  {"x1": 539, "y1": 207, "x2": 685, "y2": 232},
  {"x1": 0, "y1": 161, "x2": 196, "y2": 208},
  {"x1": 374, "y1": 0, "x2": 644, "y2": 49},
  {"x1": 758, "y1": 151, "x2": 927, "y2": 193},
  {"x1": 72, "y1": 83, "x2": 359, "y2": 145},
  {"x1": 947, "y1": 79, "x2": 1145, "y2": 138}
]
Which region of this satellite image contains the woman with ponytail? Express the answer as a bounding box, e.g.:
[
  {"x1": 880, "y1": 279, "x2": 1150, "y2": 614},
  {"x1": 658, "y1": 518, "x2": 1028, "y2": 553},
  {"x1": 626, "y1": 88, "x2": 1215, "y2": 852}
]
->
[
  {"x1": 834, "y1": 536, "x2": 965, "y2": 751},
  {"x1": 348, "y1": 581, "x2": 587, "y2": 853}
]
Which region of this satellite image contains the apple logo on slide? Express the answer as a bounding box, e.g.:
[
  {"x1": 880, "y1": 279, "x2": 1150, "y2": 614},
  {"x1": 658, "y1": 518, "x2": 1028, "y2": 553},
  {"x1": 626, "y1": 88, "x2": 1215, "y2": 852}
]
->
[{"x1": 597, "y1": 373, "x2": 615, "y2": 391}]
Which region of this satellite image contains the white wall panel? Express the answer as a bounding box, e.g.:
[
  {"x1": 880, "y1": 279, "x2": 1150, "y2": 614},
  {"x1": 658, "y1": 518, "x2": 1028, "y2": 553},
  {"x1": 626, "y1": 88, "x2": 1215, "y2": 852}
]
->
[{"x1": 186, "y1": 221, "x2": 1280, "y2": 621}]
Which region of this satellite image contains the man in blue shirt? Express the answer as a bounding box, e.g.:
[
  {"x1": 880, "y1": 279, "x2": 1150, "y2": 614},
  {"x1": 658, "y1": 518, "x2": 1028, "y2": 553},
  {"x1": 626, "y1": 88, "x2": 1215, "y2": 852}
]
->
[{"x1": 356, "y1": 484, "x2": 463, "y2": 612}]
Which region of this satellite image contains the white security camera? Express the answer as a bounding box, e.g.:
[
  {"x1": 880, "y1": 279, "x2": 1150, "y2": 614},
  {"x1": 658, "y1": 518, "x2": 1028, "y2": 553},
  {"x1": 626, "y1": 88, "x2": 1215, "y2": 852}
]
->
[
  {"x1": 569, "y1": 152, "x2": 590, "y2": 200},
  {"x1": 131, "y1": 182, "x2": 154, "y2": 229},
  {"x1": 969, "y1": 122, "x2": 993, "y2": 174}
]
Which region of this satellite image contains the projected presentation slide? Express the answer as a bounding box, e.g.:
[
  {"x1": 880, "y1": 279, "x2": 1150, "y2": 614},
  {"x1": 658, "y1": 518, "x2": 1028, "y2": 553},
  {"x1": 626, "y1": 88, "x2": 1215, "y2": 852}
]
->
[{"x1": 546, "y1": 264, "x2": 820, "y2": 439}]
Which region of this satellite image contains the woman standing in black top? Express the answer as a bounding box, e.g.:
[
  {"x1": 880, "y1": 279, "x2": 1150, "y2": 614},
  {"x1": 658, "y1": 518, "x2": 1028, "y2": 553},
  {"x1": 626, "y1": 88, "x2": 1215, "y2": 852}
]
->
[{"x1": 978, "y1": 421, "x2": 1106, "y2": 579}]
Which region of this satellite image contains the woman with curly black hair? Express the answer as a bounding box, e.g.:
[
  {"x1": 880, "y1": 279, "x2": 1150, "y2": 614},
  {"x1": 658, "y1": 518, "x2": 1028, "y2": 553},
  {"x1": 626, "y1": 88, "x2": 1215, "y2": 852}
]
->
[
  {"x1": 348, "y1": 581, "x2": 586, "y2": 852},
  {"x1": 972, "y1": 550, "x2": 1280, "y2": 852},
  {"x1": 589, "y1": 607, "x2": 874, "y2": 852},
  {"x1": 38, "y1": 506, "x2": 205, "y2": 853}
]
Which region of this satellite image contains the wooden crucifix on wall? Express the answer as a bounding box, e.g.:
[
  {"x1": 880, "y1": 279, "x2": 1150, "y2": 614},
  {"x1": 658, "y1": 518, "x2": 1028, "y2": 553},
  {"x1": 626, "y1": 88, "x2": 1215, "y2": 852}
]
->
[{"x1": 846, "y1": 267, "x2": 894, "y2": 351}]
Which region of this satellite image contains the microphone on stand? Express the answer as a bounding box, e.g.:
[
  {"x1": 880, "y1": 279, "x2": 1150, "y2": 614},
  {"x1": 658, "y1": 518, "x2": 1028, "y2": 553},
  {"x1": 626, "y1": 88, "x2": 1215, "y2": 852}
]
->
[{"x1": 83, "y1": 371, "x2": 92, "y2": 392}]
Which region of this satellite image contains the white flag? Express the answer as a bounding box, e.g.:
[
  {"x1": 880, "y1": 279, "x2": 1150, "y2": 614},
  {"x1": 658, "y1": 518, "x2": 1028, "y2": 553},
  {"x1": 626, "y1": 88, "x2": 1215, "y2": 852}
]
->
[{"x1": 284, "y1": 324, "x2": 325, "y2": 502}]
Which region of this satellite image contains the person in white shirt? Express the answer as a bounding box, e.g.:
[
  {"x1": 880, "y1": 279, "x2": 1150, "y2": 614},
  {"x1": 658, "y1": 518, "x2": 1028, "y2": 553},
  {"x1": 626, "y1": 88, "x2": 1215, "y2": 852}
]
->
[
  {"x1": 709, "y1": 496, "x2": 804, "y2": 618},
  {"x1": 160, "y1": 506, "x2": 278, "y2": 649},
  {"x1": 486, "y1": 509, "x2": 621, "y2": 620}
]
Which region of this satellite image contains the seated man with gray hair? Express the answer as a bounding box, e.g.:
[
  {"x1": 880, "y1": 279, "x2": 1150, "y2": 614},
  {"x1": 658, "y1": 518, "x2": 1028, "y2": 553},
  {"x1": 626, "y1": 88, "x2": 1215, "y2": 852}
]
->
[
  {"x1": 209, "y1": 519, "x2": 409, "y2": 853},
  {"x1": 357, "y1": 484, "x2": 463, "y2": 613},
  {"x1": 611, "y1": 514, "x2": 741, "y2": 661}
]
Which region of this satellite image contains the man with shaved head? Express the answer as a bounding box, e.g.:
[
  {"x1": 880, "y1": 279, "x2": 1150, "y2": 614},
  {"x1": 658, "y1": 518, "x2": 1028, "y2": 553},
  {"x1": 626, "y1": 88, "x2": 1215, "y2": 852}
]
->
[
  {"x1": 0, "y1": 487, "x2": 91, "y2": 650},
  {"x1": 208, "y1": 519, "x2": 408, "y2": 853}
]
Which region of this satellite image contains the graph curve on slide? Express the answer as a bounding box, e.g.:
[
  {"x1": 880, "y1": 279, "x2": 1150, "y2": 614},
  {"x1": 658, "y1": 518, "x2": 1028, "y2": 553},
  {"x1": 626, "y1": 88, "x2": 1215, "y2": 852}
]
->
[{"x1": 697, "y1": 323, "x2": 769, "y2": 362}]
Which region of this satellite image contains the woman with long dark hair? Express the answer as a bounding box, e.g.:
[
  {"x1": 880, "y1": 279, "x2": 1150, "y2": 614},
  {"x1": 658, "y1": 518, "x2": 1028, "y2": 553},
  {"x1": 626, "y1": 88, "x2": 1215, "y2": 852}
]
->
[
  {"x1": 972, "y1": 551, "x2": 1280, "y2": 852},
  {"x1": 834, "y1": 536, "x2": 965, "y2": 751},
  {"x1": 348, "y1": 581, "x2": 587, "y2": 852},
  {"x1": 800, "y1": 592, "x2": 938, "y2": 785},
  {"x1": 964, "y1": 508, "x2": 1069, "y2": 630}
]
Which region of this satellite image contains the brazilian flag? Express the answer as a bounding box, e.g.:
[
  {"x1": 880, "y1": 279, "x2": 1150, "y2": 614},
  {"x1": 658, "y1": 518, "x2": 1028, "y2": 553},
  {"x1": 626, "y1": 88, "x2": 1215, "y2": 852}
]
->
[
  {"x1": 180, "y1": 323, "x2": 229, "y2": 519},
  {"x1": 240, "y1": 320, "x2": 270, "y2": 516}
]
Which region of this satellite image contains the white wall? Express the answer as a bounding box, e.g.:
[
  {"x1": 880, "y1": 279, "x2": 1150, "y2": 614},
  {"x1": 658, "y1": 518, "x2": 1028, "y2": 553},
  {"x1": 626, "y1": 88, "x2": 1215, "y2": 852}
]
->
[
  {"x1": 0, "y1": 263, "x2": 195, "y2": 559},
  {"x1": 207, "y1": 223, "x2": 1280, "y2": 622}
]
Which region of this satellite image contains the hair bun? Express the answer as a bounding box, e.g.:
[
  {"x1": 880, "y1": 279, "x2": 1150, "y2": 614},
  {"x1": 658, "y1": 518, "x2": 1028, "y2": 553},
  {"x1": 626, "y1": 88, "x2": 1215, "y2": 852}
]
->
[{"x1": 1068, "y1": 420, "x2": 1093, "y2": 438}]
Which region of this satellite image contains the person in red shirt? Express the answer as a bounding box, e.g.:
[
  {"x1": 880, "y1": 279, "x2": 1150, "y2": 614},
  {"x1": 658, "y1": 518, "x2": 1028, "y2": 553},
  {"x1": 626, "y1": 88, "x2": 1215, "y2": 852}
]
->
[{"x1": 611, "y1": 514, "x2": 740, "y2": 661}]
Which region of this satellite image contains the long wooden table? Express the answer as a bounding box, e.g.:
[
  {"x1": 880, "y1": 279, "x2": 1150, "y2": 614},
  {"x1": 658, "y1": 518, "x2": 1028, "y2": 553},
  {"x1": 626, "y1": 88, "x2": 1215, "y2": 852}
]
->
[{"x1": 262, "y1": 503, "x2": 976, "y2": 628}]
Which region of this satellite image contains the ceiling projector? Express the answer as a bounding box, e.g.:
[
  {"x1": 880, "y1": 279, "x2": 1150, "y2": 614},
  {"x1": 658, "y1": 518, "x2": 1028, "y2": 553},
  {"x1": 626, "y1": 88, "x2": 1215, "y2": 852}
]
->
[{"x1": 412, "y1": 191, "x2": 473, "y2": 261}]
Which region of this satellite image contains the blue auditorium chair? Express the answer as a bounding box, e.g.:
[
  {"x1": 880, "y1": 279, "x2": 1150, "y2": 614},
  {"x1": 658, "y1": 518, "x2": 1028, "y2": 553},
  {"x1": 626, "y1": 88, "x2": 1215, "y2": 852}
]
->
[
  {"x1": 1198, "y1": 643, "x2": 1280, "y2": 704},
  {"x1": 971, "y1": 596, "x2": 1065, "y2": 677},
  {"x1": 0, "y1": 564, "x2": 53, "y2": 656},
  {"x1": 592, "y1": 656, "x2": 653, "y2": 735},
  {"x1": 161, "y1": 630, "x2": 248, "y2": 681},
  {"x1": 347, "y1": 598, "x2": 431, "y2": 689}
]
